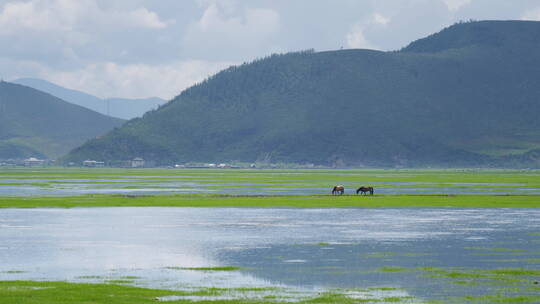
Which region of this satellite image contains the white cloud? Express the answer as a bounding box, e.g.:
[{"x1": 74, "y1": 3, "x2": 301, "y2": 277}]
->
[
  {"x1": 442, "y1": 0, "x2": 472, "y2": 12},
  {"x1": 195, "y1": 4, "x2": 279, "y2": 37},
  {"x1": 0, "y1": 0, "x2": 170, "y2": 35},
  {"x1": 345, "y1": 13, "x2": 389, "y2": 50},
  {"x1": 346, "y1": 24, "x2": 377, "y2": 49},
  {"x1": 129, "y1": 7, "x2": 169, "y2": 28},
  {"x1": 184, "y1": 2, "x2": 280, "y2": 60},
  {"x1": 0, "y1": 1, "x2": 63, "y2": 33},
  {"x1": 373, "y1": 13, "x2": 390, "y2": 26},
  {"x1": 1, "y1": 0, "x2": 538, "y2": 99},
  {"x1": 521, "y1": 7, "x2": 540, "y2": 21},
  {"x1": 43, "y1": 60, "x2": 233, "y2": 99}
]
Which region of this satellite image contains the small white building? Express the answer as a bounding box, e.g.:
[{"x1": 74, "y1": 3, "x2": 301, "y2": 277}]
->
[
  {"x1": 83, "y1": 160, "x2": 105, "y2": 167},
  {"x1": 131, "y1": 157, "x2": 145, "y2": 168},
  {"x1": 24, "y1": 157, "x2": 45, "y2": 167}
]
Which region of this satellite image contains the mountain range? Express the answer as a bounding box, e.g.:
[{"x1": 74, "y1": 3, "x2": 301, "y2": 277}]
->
[
  {"x1": 59, "y1": 20, "x2": 540, "y2": 167},
  {"x1": 12, "y1": 78, "x2": 166, "y2": 120}
]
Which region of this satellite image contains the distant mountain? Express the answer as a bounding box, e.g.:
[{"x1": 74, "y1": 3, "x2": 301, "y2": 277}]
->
[
  {"x1": 0, "y1": 81, "x2": 124, "y2": 159},
  {"x1": 64, "y1": 21, "x2": 540, "y2": 167},
  {"x1": 12, "y1": 78, "x2": 167, "y2": 120}
]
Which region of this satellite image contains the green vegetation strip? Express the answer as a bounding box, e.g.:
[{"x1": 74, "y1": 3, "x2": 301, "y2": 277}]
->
[
  {"x1": 0, "y1": 193, "x2": 539, "y2": 208},
  {"x1": 0, "y1": 281, "x2": 417, "y2": 304},
  {"x1": 2, "y1": 168, "x2": 540, "y2": 186}
]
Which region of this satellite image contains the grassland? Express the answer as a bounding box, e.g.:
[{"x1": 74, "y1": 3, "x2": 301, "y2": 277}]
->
[
  {"x1": 1, "y1": 193, "x2": 540, "y2": 208},
  {"x1": 1, "y1": 168, "x2": 540, "y2": 208},
  {"x1": 0, "y1": 280, "x2": 422, "y2": 304}
]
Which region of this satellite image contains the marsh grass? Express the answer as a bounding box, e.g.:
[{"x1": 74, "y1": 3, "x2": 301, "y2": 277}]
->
[
  {"x1": 1, "y1": 270, "x2": 26, "y2": 274},
  {"x1": 0, "y1": 281, "x2": 419, "y2": 304},
  {"x1": 2, "y1": 167, "x2": 540, "y2": 186},
  {"x1": 374, "y1": 266, "x2": 540, "y2": 303},
  {"x1": 166, "y1": 266, "x2": 242, "y2": 271},
  {"x1": 2, "y1": 168, "x2": 540, "y2": 207},
  {"x1": 1, "y1": 193, "x2": 540, "y2": 208},
  {"x1": 366, "y1": 252, "x2": 431, "y2": 258}
]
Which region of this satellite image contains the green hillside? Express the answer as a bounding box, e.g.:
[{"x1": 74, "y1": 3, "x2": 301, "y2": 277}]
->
[
  {"x1": 65, "y1": 20, "x2": 540, "y2": 167},
  {"x1": 0, "y1": 82, "x2": 124, "y2": 159}
]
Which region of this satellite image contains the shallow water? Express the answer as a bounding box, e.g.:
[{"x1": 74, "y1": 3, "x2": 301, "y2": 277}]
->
[{"x1": 1, "y1": 207, "x2": 539, "y2": 301}]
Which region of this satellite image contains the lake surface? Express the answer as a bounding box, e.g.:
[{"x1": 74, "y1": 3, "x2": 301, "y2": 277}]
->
[{"x1": 1, "y1": 207, "x2": 539, "y2": 302}]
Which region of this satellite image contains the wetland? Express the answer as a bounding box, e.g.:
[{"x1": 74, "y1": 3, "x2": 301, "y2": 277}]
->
[{"x1": 1, "y1": 168, "x2": 540, "y2": 303}]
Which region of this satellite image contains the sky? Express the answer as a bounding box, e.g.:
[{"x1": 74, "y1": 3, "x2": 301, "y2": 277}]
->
[{"x1": 1, "y1": 0, "x2": 540, "y2": 100}]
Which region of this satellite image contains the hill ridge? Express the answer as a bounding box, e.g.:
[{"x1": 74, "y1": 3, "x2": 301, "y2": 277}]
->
[{"x1": 64, "y1": 20, "x2": 540, "y2": 167}]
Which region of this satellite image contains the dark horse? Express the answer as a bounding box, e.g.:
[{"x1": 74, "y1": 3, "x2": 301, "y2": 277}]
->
[
  {"x1": 332, "y1": 185, "x2": 345, "y2": 195},
  {"x1": 356, "y1": 186, "x2": 374, "y2": 195}
]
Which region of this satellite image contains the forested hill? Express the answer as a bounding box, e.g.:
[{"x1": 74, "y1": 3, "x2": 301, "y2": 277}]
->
[
  {"x1": 65, "y1": 20, "x2": 540, "y2": 167},
  {"x1": 0, "y1": 82, "x2": 124, "y2": 159}
]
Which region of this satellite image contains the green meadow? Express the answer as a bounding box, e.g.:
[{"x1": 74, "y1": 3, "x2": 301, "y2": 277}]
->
[
  {"x1": 1, "y1": 193, "x2": 540, "y2": 208},
  {"x1": 0, "y1": 168, "x2": 540, "y2": 208}
]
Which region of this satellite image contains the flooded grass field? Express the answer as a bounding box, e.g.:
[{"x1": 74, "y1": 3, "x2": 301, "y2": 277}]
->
[
  {"x1": 1, "y1": 168, "x2": 540, "y2": 196},
  {"x1": 1, "y1": 168, "x2": 540, "y2": 303}
]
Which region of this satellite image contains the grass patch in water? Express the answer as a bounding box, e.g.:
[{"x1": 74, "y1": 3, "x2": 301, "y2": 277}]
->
[
  {"x1": 366, "y1": 252, "x2": 431, "y2": 258},
  {"x1": 167, "y1": 266, "x2": 242, "y2": 271},
  {"x1": 378, "y1": 266, "x2": 410, "y2": 272},
  {"x1": 76, "y1": 275, "x2": 104, "y2": 279},
  {"x1": 105, "y1": 279, "x2": 134, "y2": 284},
  {"x1": 1, "y1": 270, "x2": 26, "y2": 274},
  {"x1": 378, "y1": 266, "x2": 540, "y2": 303},
  {"x1": 465, "y1": 247, "x2": 527, "y2": 252}
]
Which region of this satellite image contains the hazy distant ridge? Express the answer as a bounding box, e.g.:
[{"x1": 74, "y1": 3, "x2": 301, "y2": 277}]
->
[{"x1": 12, "y1": 78, "x2": 166, "y2": 120}]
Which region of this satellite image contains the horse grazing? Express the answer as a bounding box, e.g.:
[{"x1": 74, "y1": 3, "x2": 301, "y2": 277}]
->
[
  {"x1": 356, "y1": 186, "x2": 374, "y2": 195},
  {"x1": 332, "y1": 185, "x2": 345, "y2": 195}
]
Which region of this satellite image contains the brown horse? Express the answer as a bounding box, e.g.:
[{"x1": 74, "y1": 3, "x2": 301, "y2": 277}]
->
[
  {"x1": 332, "y1": 185, "x2": 345, "y2": 195},
  {"x1": 356, "y1": 186, "x2": 374, "y2": 195}
]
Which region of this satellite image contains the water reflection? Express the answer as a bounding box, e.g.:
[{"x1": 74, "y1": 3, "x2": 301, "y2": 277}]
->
[{"x1": 1, "y1": 208, "x2": 539, "y2": 301}]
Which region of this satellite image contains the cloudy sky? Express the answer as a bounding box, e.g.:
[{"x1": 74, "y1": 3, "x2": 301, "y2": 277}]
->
[{"x1": 1, "y1": 0, "x2": 540, "y2": 99}]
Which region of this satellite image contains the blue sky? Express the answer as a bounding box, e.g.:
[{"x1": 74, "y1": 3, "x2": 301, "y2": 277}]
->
[{"x1": 1, "y1": 0, "x2": 539, "y2": 99}]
